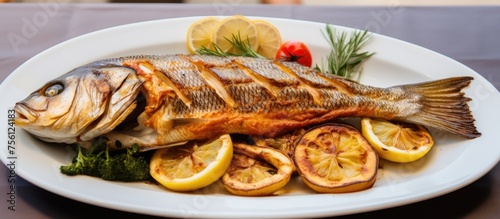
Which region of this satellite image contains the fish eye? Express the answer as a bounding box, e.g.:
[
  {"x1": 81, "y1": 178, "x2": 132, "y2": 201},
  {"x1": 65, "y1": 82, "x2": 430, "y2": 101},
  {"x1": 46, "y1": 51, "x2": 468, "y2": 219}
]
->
[{"x1": 42, "y1": 83, "x2": 64, "y2": 97}]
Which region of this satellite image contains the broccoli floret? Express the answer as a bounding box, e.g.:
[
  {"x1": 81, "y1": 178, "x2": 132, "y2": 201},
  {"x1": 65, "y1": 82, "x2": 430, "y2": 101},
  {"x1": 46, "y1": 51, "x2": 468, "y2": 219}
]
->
[
  {"x1": 60, "y1": 145, "x2": 101, "y2": 176},
  {"x1": 99, "y1": 144, "x2": 151, "y2": 182},
  {"x1": 60, "y1": 142, "x2": 151, "y2": 182}
]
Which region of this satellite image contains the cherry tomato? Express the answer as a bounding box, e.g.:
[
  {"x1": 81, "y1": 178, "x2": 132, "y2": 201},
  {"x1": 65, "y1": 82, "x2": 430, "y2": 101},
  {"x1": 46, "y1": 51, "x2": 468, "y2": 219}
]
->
[{"x1": 275, "y1": 41, "x2": 313, "y2": 67}]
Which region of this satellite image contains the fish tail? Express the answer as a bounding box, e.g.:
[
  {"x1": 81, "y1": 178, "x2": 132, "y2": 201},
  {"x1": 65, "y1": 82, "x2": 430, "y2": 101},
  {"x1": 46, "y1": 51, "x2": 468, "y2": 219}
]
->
[{"x1": 399, "y1": 76, "x2": 481, "y2": 139}]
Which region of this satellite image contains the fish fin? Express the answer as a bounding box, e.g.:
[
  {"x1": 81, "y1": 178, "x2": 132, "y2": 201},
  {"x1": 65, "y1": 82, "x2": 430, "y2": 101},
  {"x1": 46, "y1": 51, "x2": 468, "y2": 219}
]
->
[
  {"x1": 138, "y1": 141, "x2": 189, "y2": 152},
  {"x1": 399, "y1": 76, "x2": 481, "y2": 139}
]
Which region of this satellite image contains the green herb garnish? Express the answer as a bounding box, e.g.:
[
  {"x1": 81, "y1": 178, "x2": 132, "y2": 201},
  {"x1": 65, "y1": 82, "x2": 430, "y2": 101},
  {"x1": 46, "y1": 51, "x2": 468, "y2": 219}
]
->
[
  {"x1": 60, "y1": 141, "x2": 151, "y2": 182},
  {"x1": 195, "y1": 32, "x2": 264, "y2": 58},
  {"x1": 315, "y1": 24, "x2": 374, "y2": 80}
]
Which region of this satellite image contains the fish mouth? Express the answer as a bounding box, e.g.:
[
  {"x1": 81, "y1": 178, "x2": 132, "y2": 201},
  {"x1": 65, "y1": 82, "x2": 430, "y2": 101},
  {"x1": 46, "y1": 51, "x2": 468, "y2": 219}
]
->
[{"x1": 13, "y1": 103, "x2": 36, "y2": 126}]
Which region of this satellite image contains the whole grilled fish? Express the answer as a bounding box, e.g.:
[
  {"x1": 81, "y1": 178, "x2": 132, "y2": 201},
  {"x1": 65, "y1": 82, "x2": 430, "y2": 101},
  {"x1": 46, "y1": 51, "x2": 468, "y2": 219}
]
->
[{"x1": 14, "y1": 55, "x2": 481, "y2": 151}]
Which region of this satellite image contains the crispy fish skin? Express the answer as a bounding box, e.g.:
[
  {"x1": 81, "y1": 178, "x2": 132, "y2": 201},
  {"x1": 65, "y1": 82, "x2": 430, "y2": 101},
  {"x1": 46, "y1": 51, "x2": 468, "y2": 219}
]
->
[{"x1": 14, "y1": 54, "x2": 481, "y2": 150}]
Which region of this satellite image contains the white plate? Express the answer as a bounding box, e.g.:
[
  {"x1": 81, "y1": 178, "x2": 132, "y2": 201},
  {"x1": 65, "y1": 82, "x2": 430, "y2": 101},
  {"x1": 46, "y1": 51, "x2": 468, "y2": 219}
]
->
[{"x1": 1, "y1": 17, "x2": 499, "y2": 218}]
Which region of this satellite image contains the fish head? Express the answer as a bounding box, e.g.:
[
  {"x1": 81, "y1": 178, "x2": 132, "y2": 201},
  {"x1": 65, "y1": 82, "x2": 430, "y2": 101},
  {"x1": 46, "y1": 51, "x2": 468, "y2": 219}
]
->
[{"x1": 14, "y1": 61, "x2": 143, "y2": 143}]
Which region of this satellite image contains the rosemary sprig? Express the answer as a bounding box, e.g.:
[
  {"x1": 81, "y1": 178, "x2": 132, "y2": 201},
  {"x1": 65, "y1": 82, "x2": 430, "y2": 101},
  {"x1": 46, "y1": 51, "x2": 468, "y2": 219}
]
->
[
  {"x1": 195, "y1": 32, "x2": 264, "y2": 58},
  {"x1": 226, "y1": 32, "x2": 264, "y2": 58},
  {"x1": 315, "y1": 24, "x2": 375, "y2": 80},
  {"x1": 195, "y1": 43, "x2": 228, "y2": 57}
]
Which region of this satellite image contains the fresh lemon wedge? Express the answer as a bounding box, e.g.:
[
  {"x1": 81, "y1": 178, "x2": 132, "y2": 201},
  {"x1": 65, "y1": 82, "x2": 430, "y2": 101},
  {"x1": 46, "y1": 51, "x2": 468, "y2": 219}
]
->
[
  {"x1": 150, "y1": 134, "x2": 233, "y2": 192},
  {"x1": 293, "y1": 123, "x2": 378, "y2": 193},
  {"x1": 186, "y1": 16, "x2": 221, "y2": 54},
  {"x1": 221, "y1": 143, "x2": 294, "y2": 196},
  {"x1": 361, "y1": 118, "x2": 434, "y2": 163},
  {"x1": 213, "y1": 15, "x2": 259, "y2": 54},
  {"x1": 253, "y1": 19, "x2": 282, "y2": 58}
]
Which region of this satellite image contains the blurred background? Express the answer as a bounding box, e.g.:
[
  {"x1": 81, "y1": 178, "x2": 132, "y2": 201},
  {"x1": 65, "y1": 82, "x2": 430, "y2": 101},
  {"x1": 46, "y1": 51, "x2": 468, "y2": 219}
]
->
[{"x1": 2, "y1": 0, "x2": 500, "y2": 5}]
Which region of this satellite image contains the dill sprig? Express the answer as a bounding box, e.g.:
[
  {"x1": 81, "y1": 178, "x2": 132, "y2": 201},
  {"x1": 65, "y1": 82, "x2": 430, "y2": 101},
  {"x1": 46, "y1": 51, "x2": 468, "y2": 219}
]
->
[
  {"x1": 195, "y1": 32, "x2": 264, "y2": 58},
  {"x1": 315, "y1": 24, "x2": 375, "y2": 80}
]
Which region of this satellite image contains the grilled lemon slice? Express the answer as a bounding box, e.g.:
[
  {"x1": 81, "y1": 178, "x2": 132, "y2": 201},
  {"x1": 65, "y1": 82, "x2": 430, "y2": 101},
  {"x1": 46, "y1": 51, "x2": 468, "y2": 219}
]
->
[
  {"x1": 361, "y1": 118, "x2": 434, "y2": 163},
  {"x1": 293, "y1": 123, "x2": 378, "y2": 193},
  {"x1": 221, "y1": 143, "x2": 294, "y2": 196},
  {"x1": 150, "y1": 134, "x2": 233, "y2": 192}
]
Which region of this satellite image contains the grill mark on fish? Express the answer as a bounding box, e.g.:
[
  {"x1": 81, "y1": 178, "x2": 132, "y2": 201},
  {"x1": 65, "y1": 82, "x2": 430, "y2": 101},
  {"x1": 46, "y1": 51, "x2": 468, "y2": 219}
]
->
[
  {"x1": 126, "y1": 60, "x2": 193, "y2": 111},
  {"x1": 273, "y1": 60, "x2": 323, "y2": 105},
  {"x1": 233, "y1": 60, "x2": 282, "y2": 98},
  {"x1": 209, "y1": 61, "x2": 253, "y2": 85},
  {"x1": 317, "y1": 74, "x2": 354, "y2": 96},
  {"x1": 280, "y1": 61, "x2": 331, "y2": 87},
  {"x1": 182, "y1": 55, "x2": 238, "y2": 108},
  {"x1": 147, "y1": 55, "x2": 207, "y2": 88}
]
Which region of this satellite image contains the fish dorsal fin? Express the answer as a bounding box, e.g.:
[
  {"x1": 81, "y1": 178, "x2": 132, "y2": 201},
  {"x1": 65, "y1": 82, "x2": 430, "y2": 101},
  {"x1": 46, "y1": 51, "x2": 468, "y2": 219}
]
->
[{"x1": 138, "y1": 141, "x2": 189, "y2": 152}]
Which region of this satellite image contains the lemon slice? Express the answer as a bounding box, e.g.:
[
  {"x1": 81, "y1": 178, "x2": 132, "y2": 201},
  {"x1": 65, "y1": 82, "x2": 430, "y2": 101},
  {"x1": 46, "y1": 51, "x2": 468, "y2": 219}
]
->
[
  {"x1": 253, "y1": 20, "x2": 282, "y2": 58},
  {"x1": 150, "y1": 134, "x2": 233, "y2": 192},
  {"x1": 186, "y1": 16, "x2": 221, "y2": 54},
  {"x1": 213, "y1": 15, "x2": 259, "y2": 54},
  {"x1": 293, "y1": 123, "x2": 378, "y2": 193},
  {"x1": 221, "y1": 143, "x2": 294, "y2": 196},
  {"x1": 361, "y1": 118, "x2": 434, "y2": 163}
]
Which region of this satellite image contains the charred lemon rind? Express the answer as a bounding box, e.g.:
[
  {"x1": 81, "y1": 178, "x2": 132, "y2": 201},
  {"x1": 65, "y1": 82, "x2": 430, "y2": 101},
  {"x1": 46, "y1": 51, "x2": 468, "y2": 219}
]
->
[
  {"x1": 221, "y1": 143, "x2": 294, "y2": 196},
  {"x1": 149, "y1": 134, "x2": 233, "y2": 192},
  {"x1": 293, "y1": 123, "x2": 379, "y2": 193},
  {"x1": 361, "y1": 118, "x2": 434, "y2": 163},
  {"x1": 301, "y1": 174, "x2": 377, "y2": 193}
]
